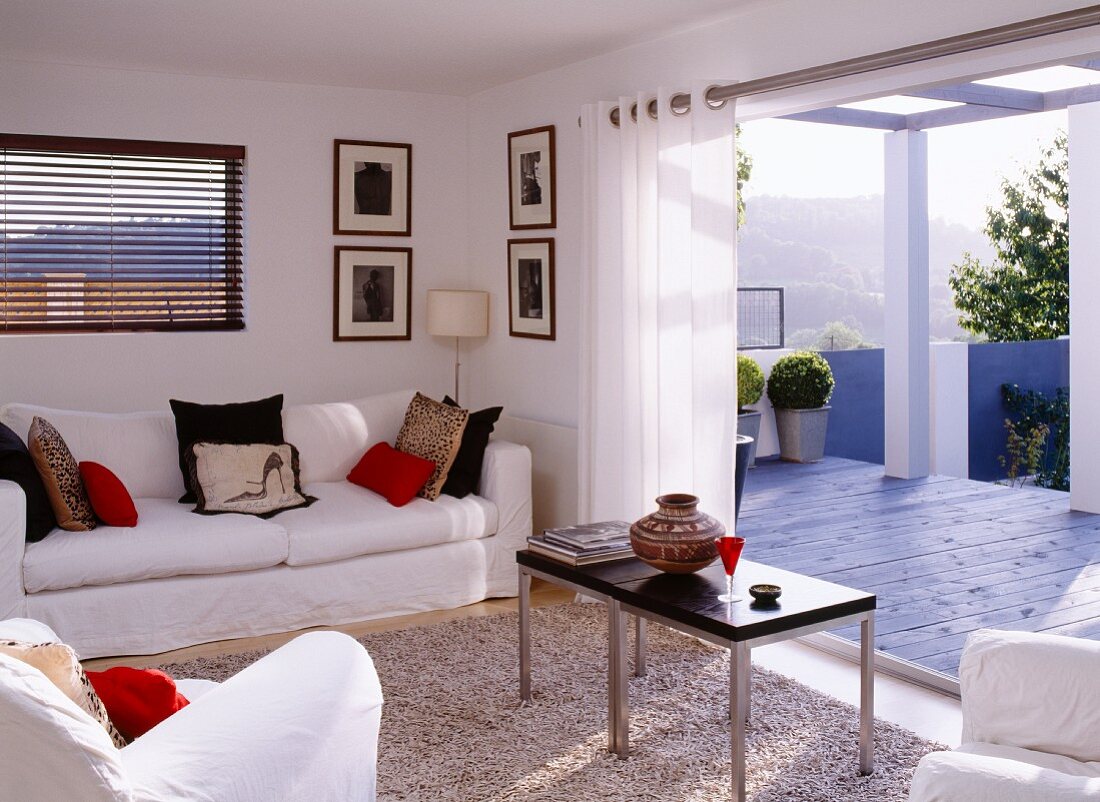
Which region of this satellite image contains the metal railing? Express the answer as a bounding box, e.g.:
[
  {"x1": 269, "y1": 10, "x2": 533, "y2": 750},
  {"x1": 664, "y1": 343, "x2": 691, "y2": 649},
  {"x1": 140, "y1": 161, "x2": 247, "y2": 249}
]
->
[{"x1": 738, "y1": 287, "x2": 784, "y2": 349}]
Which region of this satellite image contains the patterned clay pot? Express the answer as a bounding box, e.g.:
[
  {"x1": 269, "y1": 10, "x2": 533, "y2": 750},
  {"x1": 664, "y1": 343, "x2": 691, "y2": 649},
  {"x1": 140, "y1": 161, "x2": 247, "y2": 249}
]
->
[{"x1": 630, "y1": 494, "x2": 725, "y2": 574}]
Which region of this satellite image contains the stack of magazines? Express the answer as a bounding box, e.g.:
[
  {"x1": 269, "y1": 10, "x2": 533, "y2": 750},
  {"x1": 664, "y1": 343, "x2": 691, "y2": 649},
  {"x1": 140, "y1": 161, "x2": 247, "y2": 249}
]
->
[{"x1": 526, "y1": 521, "x2": 633, "y2": 566}]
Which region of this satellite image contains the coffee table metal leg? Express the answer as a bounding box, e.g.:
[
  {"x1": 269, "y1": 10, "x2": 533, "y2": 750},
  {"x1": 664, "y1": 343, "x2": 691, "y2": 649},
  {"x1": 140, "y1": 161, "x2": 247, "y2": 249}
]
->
[
  {"x1": 860, "y1": 611, "x2": 875, "y2": 775},
  {"x1": 730, "y1": 641, "x2": 749, "y2": 802},
  {"x1": 519, "y1": 567, "x2": 532, "y2": 703},
  {"x1": 634, "y1": 616, "x2": 647, "y2": 678},
  {"x1": 609, "y1": 599, "x2": 629, "y2": 758},
  {"x1": 741, "y1": 646, "x2": 752, "y2": 723}
]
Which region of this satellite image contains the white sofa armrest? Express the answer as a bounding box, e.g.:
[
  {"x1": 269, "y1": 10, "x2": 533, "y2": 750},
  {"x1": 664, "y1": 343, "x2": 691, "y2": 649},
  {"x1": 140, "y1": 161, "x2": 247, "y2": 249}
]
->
[
  {"x1": 0, "y1": 480, "x2": 28, "y2": 621},
  {"x1": 909, "y1": 750, "x2": 1100, "y2": 801},
  {"x1": 121, "y1": 632, "x2": 383, "y2": 802},
  {"x1": 959, "y1": 629, "x2": 1100, "y2": 764},
  {"x1": 478, "y1": 440, "x2": 532, "y2": 593},
  {"x1": 480, "y1": 440, "x2": 532, "y2": 549}
]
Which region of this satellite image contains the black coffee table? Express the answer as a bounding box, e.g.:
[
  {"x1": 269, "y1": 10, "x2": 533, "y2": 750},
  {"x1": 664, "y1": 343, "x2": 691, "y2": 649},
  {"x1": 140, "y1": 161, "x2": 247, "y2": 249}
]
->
[{"x1": 517, "y1": 551, "x2": 876, "y2": 801}]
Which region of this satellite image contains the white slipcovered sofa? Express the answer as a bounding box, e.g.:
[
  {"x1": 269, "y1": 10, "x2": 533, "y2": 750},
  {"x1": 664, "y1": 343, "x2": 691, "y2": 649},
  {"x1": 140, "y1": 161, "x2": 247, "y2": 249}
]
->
[
  {"x1": 910, "y1": 628, "x2": 1100, "y2": 801},
  {"x1": 0, "y1": 617, "x2": 383, "y2": 802},
  {"x1": 0, "y1": 389, "x2": 532, "y2": 658}
]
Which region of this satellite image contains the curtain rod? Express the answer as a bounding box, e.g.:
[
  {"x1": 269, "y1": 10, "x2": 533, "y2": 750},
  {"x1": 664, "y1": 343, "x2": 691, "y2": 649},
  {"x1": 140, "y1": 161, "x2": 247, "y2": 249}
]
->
[{"x1": 601, "y1": 4, "x2": 1100, "y2": 126}]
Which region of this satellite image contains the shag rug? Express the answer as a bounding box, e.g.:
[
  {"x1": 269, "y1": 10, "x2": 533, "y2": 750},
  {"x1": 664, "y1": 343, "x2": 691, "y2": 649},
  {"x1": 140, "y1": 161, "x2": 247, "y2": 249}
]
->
[{"x1": 158, "y1": 604, "x2": 944, "y2": 801}]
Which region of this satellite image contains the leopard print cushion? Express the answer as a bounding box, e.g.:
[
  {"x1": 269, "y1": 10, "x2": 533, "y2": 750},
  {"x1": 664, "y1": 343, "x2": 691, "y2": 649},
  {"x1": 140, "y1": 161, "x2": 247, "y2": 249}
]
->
[
  {"x1": 0, "y1": 640, "x2": 127, "y2": 748},
  {"x1": 28, "y1": 416, "x2": 96, "y2": 531},
  {"x1": 394, "y1": 393, "x2": 469, "y2": 501}
]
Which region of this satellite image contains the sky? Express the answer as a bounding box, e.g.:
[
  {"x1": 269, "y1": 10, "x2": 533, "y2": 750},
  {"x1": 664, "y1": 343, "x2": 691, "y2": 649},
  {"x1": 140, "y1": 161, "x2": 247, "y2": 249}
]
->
[{"x1": 738, "y1": 65, "x2": 1087, "y2": 231}]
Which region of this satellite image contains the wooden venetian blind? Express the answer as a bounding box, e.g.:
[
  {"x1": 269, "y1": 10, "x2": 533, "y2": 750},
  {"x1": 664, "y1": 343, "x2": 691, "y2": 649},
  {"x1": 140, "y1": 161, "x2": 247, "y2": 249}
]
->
[{"x1": 0, "y1": 134, "x2": 245, "y2": 333}]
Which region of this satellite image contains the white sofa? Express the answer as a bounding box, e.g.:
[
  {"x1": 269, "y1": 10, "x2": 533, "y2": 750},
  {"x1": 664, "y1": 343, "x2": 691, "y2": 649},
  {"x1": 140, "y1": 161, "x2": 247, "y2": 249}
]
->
[
  {"x1": 0, "y1": 389, "x2": 532, "y2": 658},
  {"x1": 0, "y1": 617, "x2": 383, "y2": 802},
  {"x1": 910, "y1": 629, "x2": 1100, "y2": 801}
]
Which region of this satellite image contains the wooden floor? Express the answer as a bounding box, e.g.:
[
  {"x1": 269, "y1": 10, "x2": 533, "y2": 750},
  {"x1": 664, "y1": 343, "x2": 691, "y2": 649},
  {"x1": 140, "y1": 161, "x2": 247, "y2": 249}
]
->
[{"x1": 738, "y1": 457, "x2": 1100, "y2": 676}]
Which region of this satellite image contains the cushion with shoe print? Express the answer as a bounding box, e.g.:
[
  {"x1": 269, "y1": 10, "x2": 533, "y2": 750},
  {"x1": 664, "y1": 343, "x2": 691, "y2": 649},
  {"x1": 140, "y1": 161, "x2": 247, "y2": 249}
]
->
[{"x1": 186, "y1": 441, "x2": 315, "y2": 517}]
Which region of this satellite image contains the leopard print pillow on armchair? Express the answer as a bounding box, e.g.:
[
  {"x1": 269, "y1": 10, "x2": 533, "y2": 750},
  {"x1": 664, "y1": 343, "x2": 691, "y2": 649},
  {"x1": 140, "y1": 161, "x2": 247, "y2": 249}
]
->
[{"x1": 28, "y1": 416, "x2": 97, "y2": 531}]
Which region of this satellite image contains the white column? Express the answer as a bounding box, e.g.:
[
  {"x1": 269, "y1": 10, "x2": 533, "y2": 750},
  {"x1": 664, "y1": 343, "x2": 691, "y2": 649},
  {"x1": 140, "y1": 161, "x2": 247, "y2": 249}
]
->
[
  {"x1": 883, "y1": 129, "x2": 930, "y2": 479},
  {"x1": 929, "y1": 341, "x2": 968, "y2": 478},
  {"x1": 1069, "y1": 103, "x2": 1100, "y2": 512}
]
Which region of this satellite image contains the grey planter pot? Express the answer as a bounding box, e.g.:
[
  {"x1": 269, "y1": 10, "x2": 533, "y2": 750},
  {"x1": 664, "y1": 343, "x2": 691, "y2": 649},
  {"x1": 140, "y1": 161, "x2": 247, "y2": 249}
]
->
[
  {"x1": 774, "y1": 406, "x2": 831, "y2": 463},
  {"x1": 737, "y1": 411, "x2": 761, "y2": 468}
]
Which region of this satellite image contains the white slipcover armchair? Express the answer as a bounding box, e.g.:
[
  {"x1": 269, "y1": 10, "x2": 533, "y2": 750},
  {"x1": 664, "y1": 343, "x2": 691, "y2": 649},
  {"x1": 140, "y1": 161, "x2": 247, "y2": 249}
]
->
[
  {"x1": 910, "y1": 628, "x2": 1100, "y2": 801},
  {"x1": 0, "y1": 619, "x2": 383, "y2": 802}
]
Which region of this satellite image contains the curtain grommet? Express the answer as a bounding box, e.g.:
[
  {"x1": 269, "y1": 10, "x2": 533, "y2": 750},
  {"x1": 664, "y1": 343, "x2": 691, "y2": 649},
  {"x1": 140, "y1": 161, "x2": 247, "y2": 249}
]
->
[
  {"x1": 646, "y1": 98, "x2": 659, "y2": 121},
  {"x1": 669, "y1": 92, "x2": 691, "y2": 116},
  {"x1": 704, "y1": 85, "x2": 729, "y2": 110},
  {"x1": 609, "y1": 106, "x2": 621, "y2": 127}
]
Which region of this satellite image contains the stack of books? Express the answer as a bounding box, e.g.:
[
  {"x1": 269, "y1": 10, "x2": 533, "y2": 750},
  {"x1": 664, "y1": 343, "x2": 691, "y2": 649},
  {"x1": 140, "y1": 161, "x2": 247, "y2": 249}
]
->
[{"x1": 526, "y1": 521, "x2": 634, "y2": 566}]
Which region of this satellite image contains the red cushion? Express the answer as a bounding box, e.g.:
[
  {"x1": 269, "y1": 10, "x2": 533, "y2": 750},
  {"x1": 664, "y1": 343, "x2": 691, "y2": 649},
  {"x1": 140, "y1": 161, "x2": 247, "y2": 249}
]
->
[
  {"x1": 347, "y1": 442, "x2": 436, "y2": 507},
  {"x1": 86, "y1": 667, "x2": 189, "y2": 741},
  {"x1": 79, "y1": 462, "x2": 138, "y2": 527}
]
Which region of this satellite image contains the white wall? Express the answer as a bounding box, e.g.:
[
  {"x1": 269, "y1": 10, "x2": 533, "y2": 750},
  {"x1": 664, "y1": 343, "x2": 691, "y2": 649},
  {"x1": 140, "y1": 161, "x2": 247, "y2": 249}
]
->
[
  {"x1": 0, "y1": 59, "x2": 469, "y2": 411},
  {"x1": 462, "y1": 0, "x2": 1094, "y2": 429}
]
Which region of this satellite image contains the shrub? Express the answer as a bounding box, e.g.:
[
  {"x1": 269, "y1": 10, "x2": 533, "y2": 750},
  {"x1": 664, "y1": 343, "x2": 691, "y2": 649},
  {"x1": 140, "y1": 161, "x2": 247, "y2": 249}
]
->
[
  {"x1": 737, "y1": 355, "x2": 765, "y2": 411},
  {"x1": 766, "y1": 351, "x2": 835, "y2": 410}
]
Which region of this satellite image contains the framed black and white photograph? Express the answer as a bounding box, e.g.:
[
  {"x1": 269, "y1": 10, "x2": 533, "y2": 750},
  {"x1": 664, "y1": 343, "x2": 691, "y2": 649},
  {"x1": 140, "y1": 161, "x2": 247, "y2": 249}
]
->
[
  {"x1": 333, "y1": 140, "x2": 411, "y2": 236},
  {"x1": 334, "y1": 246, "x2": 412, "y2": 341},
  {"x1": 508, "y1": 125, "x2": 555, "y2": 230},
  {"x1": 508, "y1": 238, "x2": 555, "y2": 340}
]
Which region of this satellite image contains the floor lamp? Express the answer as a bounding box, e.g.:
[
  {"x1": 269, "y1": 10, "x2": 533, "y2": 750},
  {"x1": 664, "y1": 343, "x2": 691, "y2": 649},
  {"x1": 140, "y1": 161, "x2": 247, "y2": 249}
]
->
[{"x1": 426, "y1": 289, "x2": 489, "y2": 405}]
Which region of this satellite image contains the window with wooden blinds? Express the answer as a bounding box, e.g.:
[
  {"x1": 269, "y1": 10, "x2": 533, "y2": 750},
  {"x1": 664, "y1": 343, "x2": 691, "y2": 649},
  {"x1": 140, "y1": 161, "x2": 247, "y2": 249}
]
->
[{"x1": 0, "y1": 134, "x2": 245, "y2": 333}]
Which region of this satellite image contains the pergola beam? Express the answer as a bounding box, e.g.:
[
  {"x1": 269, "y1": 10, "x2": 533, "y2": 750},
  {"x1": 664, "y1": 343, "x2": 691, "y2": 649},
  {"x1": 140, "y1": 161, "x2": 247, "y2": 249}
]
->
[
  {"x1": 905, "y1": 103, "x2": 1030, "y2": 130},
  {"x1": 780, "y1": 107, "x2": 906, "y2": 130},
  {"x1": 780, "y1": 82, "x2": 1100, "y2": 132},
  {"x1": 907, "y1": 81, "x2": 1044, "y2": 110}
]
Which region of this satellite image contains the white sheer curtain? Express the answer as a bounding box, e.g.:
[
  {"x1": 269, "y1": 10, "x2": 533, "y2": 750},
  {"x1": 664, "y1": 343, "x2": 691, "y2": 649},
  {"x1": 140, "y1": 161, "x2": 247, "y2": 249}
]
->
[{"x1": 578, "y1": 83, "x2": 739, "y2": 529}]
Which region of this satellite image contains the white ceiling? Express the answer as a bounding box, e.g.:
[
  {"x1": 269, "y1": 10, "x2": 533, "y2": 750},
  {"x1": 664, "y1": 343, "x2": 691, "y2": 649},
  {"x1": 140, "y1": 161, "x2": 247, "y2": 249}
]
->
[{"x1": 0, "y1": 0, "x2": 766, "y2": 96}]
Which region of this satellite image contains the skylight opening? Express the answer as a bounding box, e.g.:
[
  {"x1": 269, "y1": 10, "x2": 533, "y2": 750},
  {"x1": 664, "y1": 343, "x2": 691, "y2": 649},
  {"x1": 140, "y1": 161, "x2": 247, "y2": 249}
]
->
[
  {"x1": 840, "y1": 97, "x2": 961, "y2": 115},
  {"x1": 975, "y1": 65, "x2": 1100, "y2": 93}
]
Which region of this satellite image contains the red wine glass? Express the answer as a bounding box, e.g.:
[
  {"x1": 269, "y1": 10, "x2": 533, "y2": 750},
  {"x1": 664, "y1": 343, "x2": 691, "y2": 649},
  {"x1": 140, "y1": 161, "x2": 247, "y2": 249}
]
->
[{"x1": 715, "y1": 536, "x2": 745, "y2": 603}]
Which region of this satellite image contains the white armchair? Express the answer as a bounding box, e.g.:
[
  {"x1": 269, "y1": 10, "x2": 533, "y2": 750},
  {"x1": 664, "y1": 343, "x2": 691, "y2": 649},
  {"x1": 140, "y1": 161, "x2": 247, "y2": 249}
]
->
[
  {"x1": 0, "y1": 626, "x2": 383, "y2": 802},
  {"x1": 910, "y1": 629, "x2": 1100, "y2": 801}
]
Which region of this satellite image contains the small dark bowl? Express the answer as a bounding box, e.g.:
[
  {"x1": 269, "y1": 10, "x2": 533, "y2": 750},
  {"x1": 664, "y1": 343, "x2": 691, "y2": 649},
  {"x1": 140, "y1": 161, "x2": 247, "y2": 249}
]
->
[{"x1": 749, "y1": 584, "x2": 782, "y2": 605}]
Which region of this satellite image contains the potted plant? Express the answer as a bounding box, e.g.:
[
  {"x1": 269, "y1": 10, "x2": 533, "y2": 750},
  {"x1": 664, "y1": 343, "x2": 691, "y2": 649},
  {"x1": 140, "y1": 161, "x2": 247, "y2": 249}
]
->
[
  {"x1": 737, "y1": 355, "x2": 765, "y2": 468},
  {"x1": 766, "y1": 350, "x2": 835, "y2": 463}
]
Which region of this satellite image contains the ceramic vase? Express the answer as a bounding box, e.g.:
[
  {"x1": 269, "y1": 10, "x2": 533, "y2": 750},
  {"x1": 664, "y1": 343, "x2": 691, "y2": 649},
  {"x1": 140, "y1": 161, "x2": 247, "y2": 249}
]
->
[{"x1": 630, "y1": 493, "x2": 725, "y2": 574}]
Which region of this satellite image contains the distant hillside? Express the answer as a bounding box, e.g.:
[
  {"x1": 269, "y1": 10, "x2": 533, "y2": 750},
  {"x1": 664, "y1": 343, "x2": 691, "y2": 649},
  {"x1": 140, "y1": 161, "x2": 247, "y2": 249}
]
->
[{"x1": 739, "y1": 195, "x2": 994, "y2": 343}]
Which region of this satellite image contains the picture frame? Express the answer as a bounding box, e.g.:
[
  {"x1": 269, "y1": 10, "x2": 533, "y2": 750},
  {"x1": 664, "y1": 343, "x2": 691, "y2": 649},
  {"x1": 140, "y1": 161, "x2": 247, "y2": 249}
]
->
[
  {"x1": 333, "y1": 246, "x2": 412, "y2": 341},
  {"x1": 508, "y1": 125, "x2": 556, "y2": 230},
  {"x1": 507, "y1": 238, "x2": 555, "y2": 340},
  {"x1": 333, "y1": 139, "x2": 411, "y2": 236}
]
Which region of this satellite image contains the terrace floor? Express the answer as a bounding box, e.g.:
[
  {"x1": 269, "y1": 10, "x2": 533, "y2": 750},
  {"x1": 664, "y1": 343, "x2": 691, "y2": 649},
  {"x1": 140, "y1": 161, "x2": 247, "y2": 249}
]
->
[{"x1": 737, "y1": 456, "x2": 1100, "y2": 676}]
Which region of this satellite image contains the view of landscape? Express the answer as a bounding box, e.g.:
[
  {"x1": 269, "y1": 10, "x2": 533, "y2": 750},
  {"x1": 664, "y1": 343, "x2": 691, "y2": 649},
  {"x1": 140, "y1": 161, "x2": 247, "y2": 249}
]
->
[{"x1": 738, "y1": 107, "x2": 1068, "y2": 349}]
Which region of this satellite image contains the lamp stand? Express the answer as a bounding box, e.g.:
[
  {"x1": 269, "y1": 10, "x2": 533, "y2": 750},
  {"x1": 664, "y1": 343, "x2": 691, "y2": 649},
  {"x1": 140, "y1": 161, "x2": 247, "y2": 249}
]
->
[{"x1": 453, "y1": 336, "x2": 461, "y2": 405}]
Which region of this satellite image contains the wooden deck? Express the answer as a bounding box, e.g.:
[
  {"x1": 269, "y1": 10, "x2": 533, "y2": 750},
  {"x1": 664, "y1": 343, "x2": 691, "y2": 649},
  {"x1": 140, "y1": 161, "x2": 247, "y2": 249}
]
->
[{"x1": 737, "y1": 457, "x2": 1100, "y2": 676}]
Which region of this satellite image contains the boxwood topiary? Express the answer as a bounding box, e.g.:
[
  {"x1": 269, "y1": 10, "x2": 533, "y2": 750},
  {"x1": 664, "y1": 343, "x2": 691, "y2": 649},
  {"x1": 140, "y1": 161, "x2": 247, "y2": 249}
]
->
[
  {"x1": 737, "y1": 355, "x2": 765, "y2": 412},
  {"x1": 766, "y1": 351, "x2": 835, "y2": 410}
]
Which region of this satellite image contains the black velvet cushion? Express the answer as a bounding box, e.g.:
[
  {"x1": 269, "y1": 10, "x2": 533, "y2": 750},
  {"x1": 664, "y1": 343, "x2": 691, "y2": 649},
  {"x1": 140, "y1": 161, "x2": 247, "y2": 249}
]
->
[
  {"x1": 441, "y1": 396, "x2": 503, "y2": 499},
  {"x1": 169, "y1": 394, "x2": 285, "y2": 503},
  {"x1": 0, "y1": 421, "x2": 57, "y2": 542}
]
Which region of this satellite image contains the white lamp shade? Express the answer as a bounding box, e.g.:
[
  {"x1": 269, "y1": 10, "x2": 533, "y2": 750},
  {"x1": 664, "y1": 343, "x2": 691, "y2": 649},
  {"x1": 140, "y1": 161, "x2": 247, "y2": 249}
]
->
[{"x1": 426, "y1": 289, "x2": 489, "y2": 337}]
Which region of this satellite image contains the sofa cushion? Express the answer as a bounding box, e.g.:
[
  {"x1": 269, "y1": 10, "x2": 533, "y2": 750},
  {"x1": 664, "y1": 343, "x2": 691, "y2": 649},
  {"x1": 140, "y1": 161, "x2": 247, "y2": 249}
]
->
[
  {"x1": 956, "y1": 742, "x2": 1100, "y2": 779},
  {"x1": 80, "y1": 462, "x2": 139, "y2": 527},
  {"x1": 0, "y1": 403, "x2": 183, "y2": 500},
  {"x1": 23, "y1": 499, "x2": 289, "y2": 593},
  {"x1": 170, "y1": 394, "x2": 285, "y2": 504},
  {"x1": 0, "y1": 422, "x2": 57, "y2": 542},
  {"x1": 29, "y1": 417, "x2": 97, "y2": 532},
  {"x1": 187, "y1": 442, "x2": 314, "y2": 517},
  {"x1": 279, "y1": 481, "x2": 497, "y2": 567},
  {"x1": 283, "y1": 389, "x2": 414, "y2": 484},
  {"x1": 395, "y1": 392, "x2": 468, "y2": 501}
]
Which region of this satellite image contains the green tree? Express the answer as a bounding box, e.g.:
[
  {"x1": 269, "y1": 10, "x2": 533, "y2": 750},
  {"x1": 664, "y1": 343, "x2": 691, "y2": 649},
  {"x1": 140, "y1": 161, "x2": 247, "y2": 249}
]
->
[
  {"x1": 736, "y1": 124, "x2": 753, "y2": 229},
  {"x1": 948, "y1": 134, "x2": 1068, "y2": 342}
]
